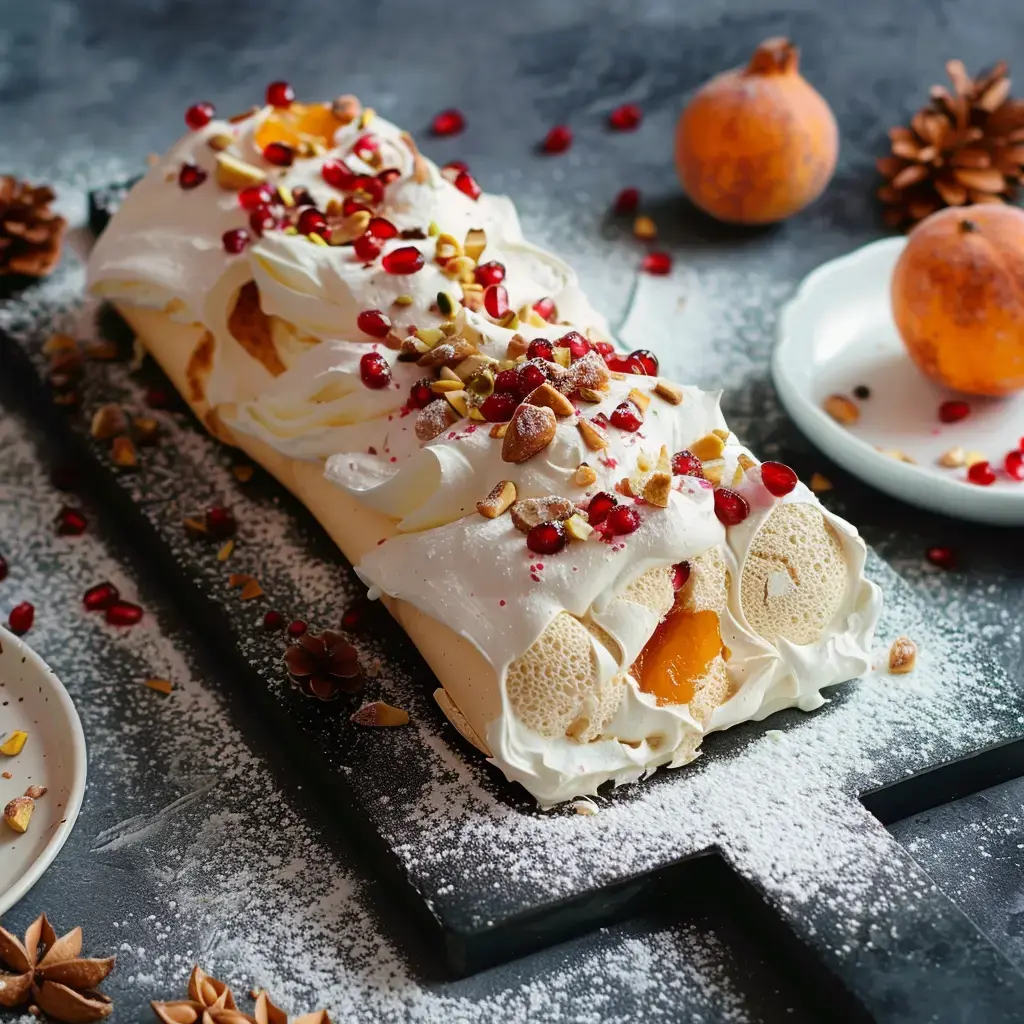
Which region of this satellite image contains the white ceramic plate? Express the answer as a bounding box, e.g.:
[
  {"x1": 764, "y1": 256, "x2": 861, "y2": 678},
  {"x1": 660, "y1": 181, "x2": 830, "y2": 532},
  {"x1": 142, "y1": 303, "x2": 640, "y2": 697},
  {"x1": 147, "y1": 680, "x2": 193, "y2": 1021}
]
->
[
  {"x1": 774, "y1": 237, "x2": 1024, "y2": 525},
  {"x1": 0, "y1": 627, "x2": 87, "y2": 915}
]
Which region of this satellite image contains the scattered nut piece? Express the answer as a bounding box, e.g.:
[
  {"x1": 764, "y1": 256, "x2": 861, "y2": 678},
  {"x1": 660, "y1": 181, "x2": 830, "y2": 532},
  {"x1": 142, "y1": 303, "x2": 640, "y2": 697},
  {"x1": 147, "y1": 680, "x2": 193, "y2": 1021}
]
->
[
  {"x1": 525, "y1": 382, "x2": 575, "y2": 417},
  {"x1": 228, "y1": 573, "x2": 251, "y2": 587},
  {"x1": 464, "y1": 227, "x2": 487, "y2": 262},
  {"x1": 430, "y1": 379, "x2": 464, "y2": 394},
  {"x1": 643, "y1": 469, "x2": 673, "y2": 507},
  {"x1": 4, "y1": 796, "x2": 33, "y2": 833},
  {"x1": 938, "y1": 446, "x2": 966, "y2": 468},
  {"x1": 502, "y1": 404, "x2": 558, "y2": 463},
  {"x1": 574, "y1": 462, "x2": 598, "y2": 487},
  {"x1": 24, "y1": 785, "x2": 47, "y2": 799},
  {"x1": 232, "y1": 464, "x2": 254, "y2": 483},
  {"x1": 627, "y1": 388, "x2": 651, "y2": 414},
  {"x1": 489, "y1": 422, "x2": 508, "y2": 439},
  {"x1": 85, "y1": 340, "x2": 119, "y2": 361},
  {"x1": 702, "y1": 459, "x2": 725, "y2": 485},
  {"x1": 239, "y1": 579, "x2": 264, "y2": 601},
  {"x1": 332, "y1": 94, "x2": 361, "y2": 123},
  {"x1": 416, "y1": 400, "x2": 456, "y2": 442},
  {"x1": 876, "y1": 447, "x2": 917, "y2": 464},
  {"x1": 573, "y1": 797, "x2": 599, "y2": 816},
  {"x1": 1, "y1": 772, "x2": 10, "y2": 780},
  {"x1": 0, "y1": 731, "x2": 28, "y2": 756},
  {"x1": 42, "y1": 333, "x2": 77, "y2": 356},
  {"x1": 132, "y1": 416, "x2": 160, "y2": 446},
  {"x1": 564, "y1": 513, "x2": 594, "y2": 542},
  {"x1": 183, "y1": 516, "x2": 208, "y2": 537},
  {"x1": 809, "y1": 472, "x2": 833, "y2": 493},
  {"x1": 351, "y1": 701, "x2": 410, "y2": 727},
  {"x1": 505, "y1": 334, "x2": 530, "y2": 360},
  {"x1": 577, "y1": 417, "x2": 610, "y2": 452},
  {"x1": 477, "y1": 480, "x2": 517, "y2": 519},
  {"x1": 654, "y1": 379, "x2": 683, "y2": 405},
  {"x1": 216, "y1": 539, "x2": 235, "y2": 562},
  {"x1": 689, "y1": 433, "x2": 726, "y2": 462},
  {"x1": 964, "y1": 450, "x2": 987, "y2": 467},
  {"x1": 206, "y1": 131, "x2": 234, "y2": 151},
  {"x1": 145, "y1": 678, "x2": 173, "y2": 695},
  {"x1": 738, "y1": 452, "x2": 758, "y2": 474},
  {"x1": 633, "y1": 215, "x2": 657, "y2": 240},
  {"x1": 823, "y1": 394, "x2": 860, "y2": 426},
  {"x1": 91, "y1": 403, "x2": 128, "y2": 440},
  {"x1": 713, "y1": 428, "x2": 730, "y2": 442},
  {"x1": 888, "y1": 636, "x2": 917, "y2": 675},
  {"x1": 111, "y1": 435, "x2": 138, "y2": 467},
  {"x1": 510, "y1": 496, "x2": 576, "y2": 533},
  {"x1": 577, "y1": 387, "x2": 604, "y2": 403},
  {"x1": 215, "y1": 153, "x2": 267, "y2": 190}
]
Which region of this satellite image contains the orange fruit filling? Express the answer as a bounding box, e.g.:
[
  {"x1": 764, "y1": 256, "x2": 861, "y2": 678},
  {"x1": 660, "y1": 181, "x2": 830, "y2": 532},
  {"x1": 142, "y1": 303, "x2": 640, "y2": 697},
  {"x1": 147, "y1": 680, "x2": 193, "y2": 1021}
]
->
[
  {"x1": 254, "y1": 103, "x2": 344, "y2": 152},
  {"x1": 633, "y1": 607, "x2": 723, "y2": 706}
]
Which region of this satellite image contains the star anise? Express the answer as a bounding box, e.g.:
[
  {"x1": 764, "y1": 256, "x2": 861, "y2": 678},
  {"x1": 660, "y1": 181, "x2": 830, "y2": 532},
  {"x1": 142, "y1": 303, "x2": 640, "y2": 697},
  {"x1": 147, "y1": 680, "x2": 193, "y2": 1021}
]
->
[
  {"x1": 283, "y1": 629, "x2": 362, "y2": 701},
  {"x1": 877, "y1": 59, "x2": 1024, "y2": 227},
  {"x1": 151, "y1": 966, "x2": 331, "y2": 1023},
  {"x1": 0, "y1": 176, "x2": 67, "y2": 277},
  {"x1": 0, "y1": 914, "x2": 115, "y2": 1022}
]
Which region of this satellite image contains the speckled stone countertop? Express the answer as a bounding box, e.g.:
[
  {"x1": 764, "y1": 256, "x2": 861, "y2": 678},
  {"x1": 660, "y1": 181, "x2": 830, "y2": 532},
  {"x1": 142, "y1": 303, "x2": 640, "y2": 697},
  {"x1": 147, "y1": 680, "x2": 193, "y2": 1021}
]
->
[{"x1": 1, "y1": 1, "x2": 1022, "y2": 1020}]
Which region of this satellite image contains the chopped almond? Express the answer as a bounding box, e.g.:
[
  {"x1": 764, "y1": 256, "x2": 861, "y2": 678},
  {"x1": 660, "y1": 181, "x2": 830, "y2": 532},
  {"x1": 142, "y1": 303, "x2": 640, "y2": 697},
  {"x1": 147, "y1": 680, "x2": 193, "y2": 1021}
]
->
[
  {"x1": 565, "y1": 514, "x2": 594, "y2": 541},
  {"x1": 577, "y1": 417, "x2": 609, "y2": 452},
  {"x1": 574, "y1": 462, "x2": 597, "y2": 486},
  {"x1": 627, "y1": 388, "x2": 651, "y2": 414},
  {"x1": 809, "y1": 472, "x2": 833, "y2": 493},
  {"x1": 502, "y1": 404, "x2": 558, "y2": 463},
  {"x1": 643, "y1": 471, "x2": 672, "y2": 507},
  {"x1": 654, "y1": 379, "x2": 683, "y2": 405},
  {"x1": 690, "y1": 433, "x2": 726, "y2": 461},
  {"x1": 351, "y1": 701, "x2": 409, "y2": 727},
  {"x1": 477, "y1": 480, "x2": 517, "y2": 519},
  {"x1": 938, "y1": 446, "x2": 966, "y2": 468},
  {"x1": 888, "y1": 636, "x2": 917, "y2": 675},
  {"x1": 111, "y1": 435, "x2": 138, "y2": 467},
  {"x1": 4, "y1": 796, "x2": 33, "y2": 834},
  {"x1": 525, "y1": 382, "x2": 575, "y2": 417},
  {"x1": 823, "y1": 394, "x2": 860, "y2": 425},
  {"x1": 145, "y1": 678, "x2": 174, "y2": 695}
]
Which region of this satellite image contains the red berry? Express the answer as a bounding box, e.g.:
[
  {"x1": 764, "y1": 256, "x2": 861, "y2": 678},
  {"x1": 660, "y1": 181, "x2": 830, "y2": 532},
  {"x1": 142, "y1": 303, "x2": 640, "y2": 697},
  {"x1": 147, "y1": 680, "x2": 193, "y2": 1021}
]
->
[
  {"x1": 105, "y1": 600, "x2": 143, "y2": 626},
  {"x1": 360, "y1": 351, "x2": 392, "y2": 389},
  {"x1": 542, "y1": 125, "x2": 573, "y2": 154},
  {"x1": 641, "y1": 252, "x2": 672, "y2": 275},
  {"x1": 408, "y1": 378, "x2": 435, "y2": 409},
  {"x1": 352, "y1": 134, "x2": 379, "y2": 160},
  {"x1": 607, "y1": 505, "x2": 641, "y2": 535},
  {"x1": 263, "y1": 610, "x2": 284, "y2": 631},
  {"x1": 527, "y1": 521, "x2": 567, "y2": 555},
  {"x1": 939, "y1": 400, "x2": 970, "y2": 424},
  {"x1": 604, "y1": 354, "x2": 633, "y2": 373},
  {"x1": 266, "y1": 80, "x2": 295, "y2": 107},
  {"x1": 626, "y1": 349, "x2": 658, "y2": 375},
  {"x1": 297, "y1": 208, "x2": 328, "y2": 238},
  {"x1": 0, "y1": 554, "x2": 7, "y2": 582},
  {"x1": 714, "y1": 488, "x2": 750, "y2": 526},
  {"x1": 55, "y1": 506, "x2": 87, "y2": 536},
  {"x1": 454, "y1": 170, "x2": 481, "y2": 200},
  {"x1": 185, "y1": 102, "x2": 215, "y2": 130},
  {"x1": 557, "y1": 331, "x2": 591, "y2": 360},
  {"x1": 287, "y1": 619, "x2": 307, "y2": 638},
  {"x1": 341, "y1": 603, "x2": 367, "y2": 631},
  {"x1": 608, "y1": 103, "x2": 642, "y2": 131},
  {"x1": 494, "y1": 369, "x2": 520, "y2": 393},
  {"x1": 382, "y1": 246, "x2": 425, "y2": 275},
  {"x1": 761, "y1": 461, "x2": 798, "y2": 497},
  {"x1": 610, "y1": 401, "x2": 643, "y2": 432},
  {"x1": 249, "y1": 208, "x2": 278, "y2": 237},
  {"x1": 83, "y1": 582, "x2": 119, "y2": 611},
  {"x1": 367, "y1": 216, "x2": 398, "y2": 239},
  {"x1": 526, "y1": 339, "x2": 555, "y2": 362},
  {"x1": 484, "y1": 284, "x2": 509, "y2": 319},
  {"x1": 351, "y1": 175, "x2": 384, "y2": 205},
  {"x1": 480, "y1": 392, "x2": 519, "y2": 422},
  {"x1": 8, "y1": 602, "x2": 34, "y2": 635},
  {"x1": 206, "y1": 506, "x2": 237, "y2": 538},
  {"x1": 431, "y1": 108, "x2": 465, "y2": 136},
  {"x1": 587, "y1": 492, "x2": 618, "y2": 526},
  {"x1": 594, "y1": 341, "x2": 615, "y2": 357},
  {"x1": 926, "y1": 546, "x2": 957, "y2": 570},
  {"x1": 671, "y1": 450, "x2": 704, "y2": 478},
  {"x1": 378, "y1": 163, "x2": 400, "y2": 181},
  {"x1": 967, "y1": 460, "x2": 996, "y2": 486},
  {"x1": 263, "y1": 142, "x2": 295, "y2": 167},
  {"x1": 342, "y1": 197, "x2": 370, "y2": 217},
  {"x1": 322, "y1": 159, "x2": 358, "y2": 191},
  {"x1": 474, "y1": 261, "x2": 506, "y2": 288},
  {"x1": 178, "y1": 163, "x2": 207, "y2": 190},
  {"x1": 222, "y1": 228, "x2": 250, "y2": 254},
  {"x1": 613, "y1": 187, "x2": 640, "y2": 214},
  {"x1": 516, "y1": 363, "x2": 547, "y2": 396},
  {"x1": 671, "y1": 562, "x2": 691, "y2": 590},
  {"x1": 1006, "y1": 450, "x2": 1024, "y2": 480},
  {"x1": 357, "y1": 309, "x2": 392, "y2": 338},
  {"x1": 353, "y1": 232, "x2": 383, "y2": 262},
  {"x1": 532, "y1": 297, "x2": 557, "y2": 321}
]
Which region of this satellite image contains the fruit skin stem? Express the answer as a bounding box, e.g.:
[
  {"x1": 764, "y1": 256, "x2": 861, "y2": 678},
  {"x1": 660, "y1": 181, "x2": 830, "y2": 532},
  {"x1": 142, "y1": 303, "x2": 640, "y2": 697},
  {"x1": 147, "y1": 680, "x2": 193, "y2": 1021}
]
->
[{"x1": 747, "y1": 37, "x2": 799, "y2": 76}]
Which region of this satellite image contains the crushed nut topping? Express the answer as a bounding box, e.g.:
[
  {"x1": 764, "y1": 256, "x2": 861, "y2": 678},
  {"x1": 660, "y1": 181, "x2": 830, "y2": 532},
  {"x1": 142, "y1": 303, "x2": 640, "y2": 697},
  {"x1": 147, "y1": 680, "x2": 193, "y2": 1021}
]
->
[
  {"x1": 574, "y1": 462, "x2": 598, "y2": 486},
  {"x1": 888, "y1": 635, "x2": 918, "y2": 674},
  {"x1": 654, "y1": 378, "x2": 684, "y2": 405},
  {"x1": 577, "y1": 417, "x2": 610, "y2": 452},
  {"x1": 477, "y1": 480, "x2": 517, "y2": 518},
  {"x1": 502, "y1": 403, "x2": 558, "y2": 464},
  {"x1": 689, "y1": 433, "x2": 726, "y2": 461},
  {"x1": 351, "y1": 701, "x2": 410, "y2": 727},
  {"x1": 415, "y1": 400, "x2": 456, "y2": 442},
  {"x1": 510, "y1": 495, "x2": 577, "y2": 533},
  {"x1": 524, "y1": 381, "x2": 575, "y2": 417},
  {"x1": 823, "y1": 394, "x2": 860, "y2": 426}
]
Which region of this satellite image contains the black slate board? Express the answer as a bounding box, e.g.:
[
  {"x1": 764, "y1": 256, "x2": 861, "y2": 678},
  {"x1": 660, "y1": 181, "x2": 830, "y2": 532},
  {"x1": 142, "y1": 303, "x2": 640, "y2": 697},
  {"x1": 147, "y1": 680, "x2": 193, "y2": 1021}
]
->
[{"x1": 1, "y1": 188, "x2": 1023, "y2": 1024}]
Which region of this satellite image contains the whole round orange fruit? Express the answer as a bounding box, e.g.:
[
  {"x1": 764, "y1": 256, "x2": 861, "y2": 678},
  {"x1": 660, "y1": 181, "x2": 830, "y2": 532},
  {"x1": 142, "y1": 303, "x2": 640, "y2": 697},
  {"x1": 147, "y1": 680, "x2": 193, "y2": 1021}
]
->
[
  {"x1": 892, "y1": 204, "x2": 1024, "y2": 397},
  {"x1": 674, "y1": 37, "x2": 838, "y2": 224}
]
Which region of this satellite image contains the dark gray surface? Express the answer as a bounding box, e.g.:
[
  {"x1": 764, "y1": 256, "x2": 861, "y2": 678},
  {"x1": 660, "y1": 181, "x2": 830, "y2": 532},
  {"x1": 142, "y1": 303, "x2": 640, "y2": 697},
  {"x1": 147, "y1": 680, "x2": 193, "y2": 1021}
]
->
[{"x1": 1, "y1": 0, "x2": 1023, "y2": 1020}]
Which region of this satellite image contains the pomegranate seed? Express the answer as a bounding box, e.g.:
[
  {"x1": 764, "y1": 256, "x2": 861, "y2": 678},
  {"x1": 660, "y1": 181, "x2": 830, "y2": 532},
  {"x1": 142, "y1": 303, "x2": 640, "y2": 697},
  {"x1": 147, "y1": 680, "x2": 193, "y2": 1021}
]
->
[
  {"x1": 249, "y1": 208, "x2": 278, "y2": 237},
  {"x1": 484, "y1": 284, "x2": 509, "y2": 319},
  {"x1": 352, "y1": 134, "x2": 379, "y2": 160},
  {"x1": 8, "y1": 602, "x2": 34, "y2": 635},
  {"x1": 613, "y1": 187, "x2": 640, "y2": 214},
  {"x1": 607, "y1": 505, "x2": 641, "y2": 535},
  {"x1": 516, "y1": 363, "x2": 547, "y2": 396},
  {"x1": 967, "y1": 460, "x2": 996, "y2": 486},
  {"x1": 714, "y1": 488, "x2": 750, "y2": 526},
  {"x1": 83, "y1": 582, "x2": 120, "y2": 611},
  {"x1": 608, "y1": 103, "x2": 642, "y2": 131},
  {"x1": 626, "y1": 349, "x2": 658, "y2": 375},
  {"x1": 379, "y1": 166, "x2": 401, "y2": 184},
  {"x1": 432, "y1": 108, "x2": 465, "y2": 136},
  {"x1": 0, "y1": 555, "x2": 7, "y2": 582},
  {"x1": 353, "y1": 232, "x2": 383, "y2": 262},
  {"x1": 341, "y1": 197, "x2": 369, "y2": 218},
  {"x1": 382, "y1": 246, "x2": 425, "y2": 275},
  {"x1": 408, "y1": 378, "x2": 435, "y2": 409},
  {"x1": 55, "y1": 506, "x2": 87, "y2": 536},
  {"x1": 1005, "y1": 450, "x2": 1024, "y2": 480},
  {"x1": 480, "y1": 392, "x2": 519, "y2": 422},
  {"x1": 263, "y1": 610, "x2": 284, "y2": 631},
  {"x1": 671, "y1": 562, "x2": 691, "y2": 590},
  {"x1": 266, "y1": 80, "x2": 295, "y2": 107},
  {"x1": 105, "y1": 600, "x2": 143, "y2": 626},
  {"x1": 185, "y1": 102, "x2": 215, "y2": 130},
  {"x1": 527, "y1": 521, "x2": 567, "y2": 555},
  {"x1": 297, "y1": 208, "x2": 328, "y2": 238},
  {"x1": 474, "y1": 261, "x2": 506, "y2": 288},
  {"x1": 939, "y1": 400, "x2": 970, "y2": 424},
  {"x1": 542, "y1": 125, "x2": 573, "y2": 154},
  {"x1": 557, "y1": 331, "x2": 591, "y2": 361},
  {"x1": 357, "y1": 309, "x2": 392, "y2": 338},
  {"x1": 595, "y1": 341, "x2": 615, "y2": 357},
  {"x1": 263, "y1": 142, "x2": 295, "y2": 167},
  {"x1": 206, "y1": 506, "x2": 237, "y2": 538},
  {"x1": 360, "y1": 352, "x2": 392, "y2": 389},
  {"x1": 604, "y1": 354, "x2": 632, "y2": 373},
  {"x1": 671, "y1": 450, "x2": 704, "y2": 478},
  {"x1": 761, "y1": 461, "x2": 798, "y2": 497},
  {"x1": 926, "y1": 546, "x2": 957, "y2": 570},
  {"x1": 351, "y1": 175, "x2": 384, "y2": 205},
  {"x1": 442, "y1": 160, "x2": 469, "y2": 179},
  {"x1": 238, "y1": 184, "x2": 273, "y2": 211},
  {"x1": 610, "y1": 401, "x2": 643, "y2": 432},
  {"x1": 494, "y1": 369, "x2": 520, "y2": 393},
  {"x1": 341, "y1": 603, "x2": 367, "y2": 631},
  {"x1": 527, "y1": 339, "x2": 555, "y2": 362},
  {"x1": 641, "y1": 252, "x2": 672, "y2": 275},
  {"x1": 367, "y1": 216, "x2": 398, "y2": 239},
  {"x1": 146, "y1": 387, "x2": 171, "y2": 409},
  {"x1": 178, "y1": 163, "x2": 207, "y2": 190},
  {"x1": 222, "y1": 228, "x2": 250, "y2": 254},
  {"x1": 533, "y1": 297, "x2": 557, "y2": 322},
  {"x1": 322, "y1": 159, "x2": 358, "y2": 191},
  {"x1": 291, "y1": 187, "x2": 315, "y2": 207},
  {"x1": 588, "y1": 492, "x2": 618, "y2": 526},
  {"x1": 454, "y1": 171, "x2": 481, "y2": 201},
  {"x1": 287, "y1": 619, "x2": 307, "y2": 638}
]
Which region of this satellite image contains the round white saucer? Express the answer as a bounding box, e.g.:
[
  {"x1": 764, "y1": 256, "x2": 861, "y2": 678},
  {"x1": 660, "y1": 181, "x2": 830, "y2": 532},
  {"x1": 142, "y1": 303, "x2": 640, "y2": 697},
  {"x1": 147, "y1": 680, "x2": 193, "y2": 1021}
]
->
[
  {"x1": 773, "y1": 237, "x2": 1024, "y2": 525},
  {"x1": 0, "y1": 627, "x2": 87, "y2": 914}
]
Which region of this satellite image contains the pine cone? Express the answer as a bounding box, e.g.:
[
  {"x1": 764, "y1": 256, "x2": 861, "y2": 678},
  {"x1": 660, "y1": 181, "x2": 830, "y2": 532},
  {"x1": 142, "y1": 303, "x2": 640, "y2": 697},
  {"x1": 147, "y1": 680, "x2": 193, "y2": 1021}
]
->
[
  {"x1": 0, "y1": 175, "x2": 67, "y2": 277},
  {"x1": 877, "y1": 60, "x2": 1024, "y2": 228}
]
